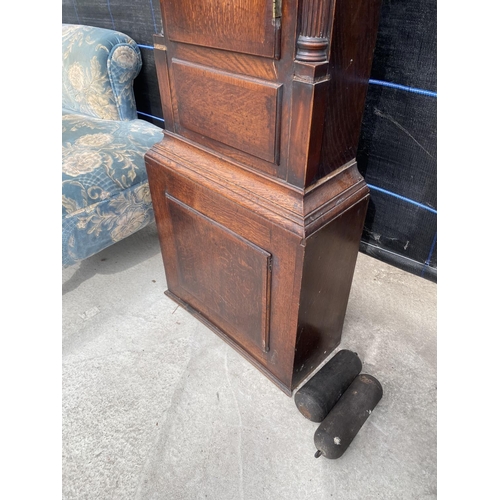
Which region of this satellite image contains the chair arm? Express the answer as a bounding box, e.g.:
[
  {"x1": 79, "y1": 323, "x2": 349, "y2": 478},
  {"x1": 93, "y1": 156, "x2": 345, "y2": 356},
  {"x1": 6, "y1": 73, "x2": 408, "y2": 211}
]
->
[{"x1": 62, "y1": 24, "x2": 142, "y2": 121}]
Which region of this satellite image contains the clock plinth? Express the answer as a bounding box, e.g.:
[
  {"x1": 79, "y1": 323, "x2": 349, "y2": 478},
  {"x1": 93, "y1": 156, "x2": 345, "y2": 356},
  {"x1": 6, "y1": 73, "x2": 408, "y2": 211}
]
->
[{"x1": 146, "y1": 0, "x2": 381, "y2": 394}]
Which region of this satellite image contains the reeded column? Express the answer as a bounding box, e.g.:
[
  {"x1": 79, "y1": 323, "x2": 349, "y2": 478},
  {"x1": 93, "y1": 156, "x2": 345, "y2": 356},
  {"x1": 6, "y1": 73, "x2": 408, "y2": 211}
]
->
[
  {"x1": 296, "y1": 0, "x2": 333, "y2": 62},
  {"x1": 288, "y1": 0, "x2": 334, "y2": 187}
]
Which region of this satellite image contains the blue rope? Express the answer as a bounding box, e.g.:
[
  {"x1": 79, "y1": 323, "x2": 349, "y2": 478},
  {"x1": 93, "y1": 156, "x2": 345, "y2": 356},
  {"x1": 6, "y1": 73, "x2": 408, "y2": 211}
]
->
[
  {"x1": 149, "y1": 0, "x2": 158, "y2": 33},
  {"x1": 71, "y1": 0, "x2": 80, "y2": 23},
  {"x1": 137, "y1": 111, "x2": 165, "y2": 122},
  {"x1": 369, "y1": 79, "x2": 437, "y2": 97},
  {"x1": 133, "y1": 48, "x2": 436, "y2": 101},
  {"x1": 421, "y1": 232, "x2": 437, "y2": 276},
  {"x1": 367, "y1": 184, "x2": 437, "y2": 214},
  {"x1": 106, "y1": 0, "x2": 116, "y2": 29},
  {"x1": 132, "y1": 116, "x2": 437, "y2": 217},
  {"x1": 425, "y1": 233, "x2": 437, "y2": 265}
]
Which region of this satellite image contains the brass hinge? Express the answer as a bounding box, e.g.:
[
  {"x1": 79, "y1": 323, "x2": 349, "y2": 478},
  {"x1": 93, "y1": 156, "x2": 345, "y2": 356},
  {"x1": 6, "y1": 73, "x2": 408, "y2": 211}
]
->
[{"x1": 273, "y1": 0, "x2": 282, "y2": 19}]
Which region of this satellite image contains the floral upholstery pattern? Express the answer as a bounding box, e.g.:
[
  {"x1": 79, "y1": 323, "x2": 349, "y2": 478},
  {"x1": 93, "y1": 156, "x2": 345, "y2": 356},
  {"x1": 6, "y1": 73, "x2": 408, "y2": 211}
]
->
[
  {"x1": 62, "y1": 24, "x2": 163, "y2": 267},
  {"x1": 62, "y1": 24, "x2": 142, "y2": 120}
]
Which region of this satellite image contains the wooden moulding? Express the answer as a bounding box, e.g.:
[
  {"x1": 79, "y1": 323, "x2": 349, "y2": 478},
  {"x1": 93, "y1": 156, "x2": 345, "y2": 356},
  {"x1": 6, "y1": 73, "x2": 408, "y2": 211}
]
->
[{"x1": 147, "y1": 134, "x2": 368, "y2": 237}]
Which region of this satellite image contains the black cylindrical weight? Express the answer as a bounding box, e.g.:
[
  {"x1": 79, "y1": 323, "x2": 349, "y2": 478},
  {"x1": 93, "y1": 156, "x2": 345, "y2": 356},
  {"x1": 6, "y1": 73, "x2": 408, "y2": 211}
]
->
[
  {"x1": 313, "y1": 374, "x2": 383, "y2": 459},
  {"x1": 294, "y1": 349, "x2": 362, "y2": 422}
]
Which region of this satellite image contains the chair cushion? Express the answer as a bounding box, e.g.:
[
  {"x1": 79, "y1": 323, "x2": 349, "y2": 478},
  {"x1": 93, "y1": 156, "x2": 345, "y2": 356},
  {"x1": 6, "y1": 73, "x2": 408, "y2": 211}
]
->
[{"x1": 62, "y1": 110, "x2": 163, "y2": 266}]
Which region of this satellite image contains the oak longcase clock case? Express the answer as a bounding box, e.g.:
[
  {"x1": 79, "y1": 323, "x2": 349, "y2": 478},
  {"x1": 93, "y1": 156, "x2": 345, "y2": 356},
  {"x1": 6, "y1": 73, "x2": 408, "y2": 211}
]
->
[{"x1": 145, "y1": 0, "x2": 381, "y2": 395}]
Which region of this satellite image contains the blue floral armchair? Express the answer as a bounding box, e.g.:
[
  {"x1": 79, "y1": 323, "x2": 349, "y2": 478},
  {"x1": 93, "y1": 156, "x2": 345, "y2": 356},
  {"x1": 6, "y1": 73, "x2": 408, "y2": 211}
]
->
[{"x1": 62, "y1": 24, "x2": 163, "y2": 267}]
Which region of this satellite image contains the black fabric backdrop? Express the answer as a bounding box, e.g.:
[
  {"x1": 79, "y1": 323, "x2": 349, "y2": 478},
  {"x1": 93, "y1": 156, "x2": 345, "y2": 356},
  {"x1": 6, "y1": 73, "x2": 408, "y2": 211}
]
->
[{"x1": 62, "y1": 0, "x2": 437, "y2": 282}]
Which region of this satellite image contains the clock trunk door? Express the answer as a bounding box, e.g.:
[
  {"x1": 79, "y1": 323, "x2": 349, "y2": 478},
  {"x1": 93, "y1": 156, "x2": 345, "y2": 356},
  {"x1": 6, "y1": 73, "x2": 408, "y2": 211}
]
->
[{"x1": 162, "y1": 0, "x2": 281, "y2": 59}]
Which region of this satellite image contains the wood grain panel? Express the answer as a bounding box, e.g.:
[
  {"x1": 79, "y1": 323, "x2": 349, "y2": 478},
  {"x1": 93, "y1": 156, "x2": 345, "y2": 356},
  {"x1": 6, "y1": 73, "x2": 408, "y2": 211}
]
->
[
  {"x1": 172, "y1": 59, "x2": 282, "y2": 164},
  {"x1": 292, "y1": 196, "x2": 369, "y2": 386},
  {"x1": 162, "y1": 0, "x2": 279, "y2": 58},
  {"x1": 174, "y1": 44, "x2": 278, "y2": 81},
  {"x1": 166, "y1": 194, "x2": 272, "y2": 354}
]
